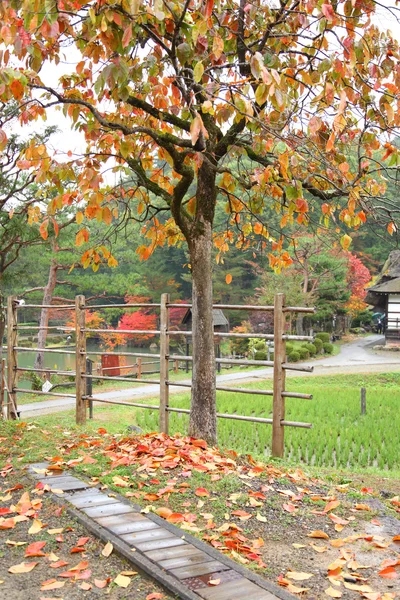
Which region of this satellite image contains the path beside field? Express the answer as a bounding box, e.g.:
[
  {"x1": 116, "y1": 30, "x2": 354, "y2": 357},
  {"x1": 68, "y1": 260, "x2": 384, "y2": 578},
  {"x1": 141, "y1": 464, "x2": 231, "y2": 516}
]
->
[{"x1": 18, "y1": 335, "x2": 400, "y2": 418}]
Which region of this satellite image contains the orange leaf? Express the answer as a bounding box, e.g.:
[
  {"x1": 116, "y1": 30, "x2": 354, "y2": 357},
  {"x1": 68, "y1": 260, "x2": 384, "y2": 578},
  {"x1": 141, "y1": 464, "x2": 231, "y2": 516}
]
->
[
  {"x1": 307, "y1": 530, "x2": 329, "y2": 539},
  {"x1": 323, "y1": 500, "x2": 340, "y2": 513},
  {"x1": 355, "y1": 503, "x2": 371, "y2": 511},
  {"x1": 146, "y1": 594, "x2": 164, "y2": 600},
  {"x1": 379, "y1": 567, "x2": 398, "y2": 579},
  {"x1": 283, "y1": 503, "x2": 297, "y2": 513},
  {"x1": 25, "y1": 541, "x2": 46, "y2": 557},
  {"x1": 195, "y1": 487, "x2": 210, "y2": 497},
  {"x1": 41, "y1": 580, "x2": 65, "y2": 590},
  {"x1": 225, "y1": 273, "x2": 232, "y2": 285},
  {"x1": 94, "y1": 578, "x2": 110, "y2": 588},
  {"x1": 166, "y1": 513, "x2": 185, "y2": 523}
]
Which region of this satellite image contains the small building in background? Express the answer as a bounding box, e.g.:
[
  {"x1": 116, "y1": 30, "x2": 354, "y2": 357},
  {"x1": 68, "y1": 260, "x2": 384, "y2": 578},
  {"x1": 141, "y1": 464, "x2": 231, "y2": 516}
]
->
[
  {"x1": 180, "y1": 308, "x2": 229, "y2": 333},
  {"x1": 366, "y1": 250, "x2": 400, "y2": 345}
]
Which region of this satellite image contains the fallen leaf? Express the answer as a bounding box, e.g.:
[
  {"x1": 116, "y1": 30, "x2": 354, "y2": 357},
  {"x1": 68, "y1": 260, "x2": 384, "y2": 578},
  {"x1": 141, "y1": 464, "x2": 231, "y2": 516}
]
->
[
  {"x1": 292, "y1": 543, "x2": 306, "y2": 549},
  {"x1": 286, "y1": 571, "x2": 314, "y2": 581},
  {"x1": 307, "y1": 530, "x2": 329, "y2": 539},
  {"x1": 41, "y1": 580, "x2": 65, "y2": 591},
  {"x1": 355, "y1": 503, "x2": 371, "y2": 511},
  {"x1": 25, "y1": 541, "x2": 46, "y2": 557},
  {"x1": 146, "y1": 594, "x2": 164, "y2": 600},
  {"x1": 47, "y1": 528, "x2": 64, "y2": 535},
  {"x1": 195, "y1": 487, "x2": 210, "y2": 497},
  {"x1": 94, "y1": 578, "x2": 110, "y2": 588},
  {"x1": 325, "y1": 586, "x2": 342, "y2": 598},
  {"x1": 208, "y1": 578, "x2": 221, "y2": 586},
  {"x1": 80, "y1": 582, "x2": 92, "y2": 590},
  {"x1": 310, "y1": 544, "x2": 328, "y2": 553},
  {"x1": 378, "y1": 566, "x2": 398, "y2": 579},
  {"x1": 343, "y1": 582, "x2": 373, "y2": 592},
  {"x1": 256, "y1": 512, "x2": 267, "y2": 522},
  {"x1": 101, "y1": 541, "x2": 113, "y2": 557},
  {"x1": 9, "y1": 561, "x2": 38, "y2": 574},
  {"x1": 114, "y1": 574, "x2": 131, "y2": 588},
  {"x1": 283, "y1": 503, "x2": 298, "y2": 513},
  {"x1": 324, "y1": 500, "x2": 340, "y2": 513},
  {"x1": 28, "y1": 519, "x2": 43, "y2": 535}
]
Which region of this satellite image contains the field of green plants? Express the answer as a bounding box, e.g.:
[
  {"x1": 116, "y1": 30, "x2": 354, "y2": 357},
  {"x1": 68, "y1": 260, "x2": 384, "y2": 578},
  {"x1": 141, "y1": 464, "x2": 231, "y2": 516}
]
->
[{"x1": 136, "y1": 373, "x2": 400, "y2": 470}]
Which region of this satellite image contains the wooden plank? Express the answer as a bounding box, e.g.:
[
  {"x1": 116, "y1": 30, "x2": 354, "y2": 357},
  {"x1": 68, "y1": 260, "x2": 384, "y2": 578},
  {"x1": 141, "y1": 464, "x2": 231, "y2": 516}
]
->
[
  {"x1": 121, "y1": 527, "x2": 172, "y2": 544},
  {"x1": 41, "y1": 479, "x2": 89, "y2": 491},
  {"x1": 96, "y1": 514, "x2": 158, "y2": 535},
  {"x1": 159, "y1": 551, "x2": 210, "y2": 571},
  {"x1": 197, "y1": 578, "x2": 277, "y2": 600},
  {"x1": 83, "y1": 502, "x2": 134, "y2": 518},
  {"x1": 134, "y1": 536, "x2": 187, "y2": 552},
  {"x1": 272, "y1": 293, "x2": 286, "y2": 458},
  {"x1": 159, "y1": 292, "x2": 170, "y2": 434},
  {"x1": 75, "y1": 294, "x2": 87, "y2": 425},
  {"x1": 170, "y1": 561, "x2": 230, "y2": 580},
  {"x1": 69, "y1": 494, "x2": 118, "y2": 509},
  {"x1": 145, "y1": 545, "x2": 202, "y2": 562}
]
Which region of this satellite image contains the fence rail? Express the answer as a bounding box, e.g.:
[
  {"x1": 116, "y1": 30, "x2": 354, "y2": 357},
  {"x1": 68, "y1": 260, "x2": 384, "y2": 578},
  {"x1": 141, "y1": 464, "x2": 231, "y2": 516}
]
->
[{"x1": 4, "y1": 293, "x2": 315, "y2": 457}]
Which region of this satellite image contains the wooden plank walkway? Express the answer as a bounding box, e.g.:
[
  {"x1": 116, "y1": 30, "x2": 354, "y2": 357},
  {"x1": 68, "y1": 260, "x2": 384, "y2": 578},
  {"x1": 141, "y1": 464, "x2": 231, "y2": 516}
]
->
[{"x1": 29, "y1": 463, "x2": 294, "y2": 600}]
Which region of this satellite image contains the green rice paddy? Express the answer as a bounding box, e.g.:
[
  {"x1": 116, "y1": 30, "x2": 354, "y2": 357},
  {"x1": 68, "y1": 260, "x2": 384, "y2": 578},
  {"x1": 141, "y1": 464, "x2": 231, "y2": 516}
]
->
[{"x1": 135, "y1": 373, "x2": 400, "y2": 470}]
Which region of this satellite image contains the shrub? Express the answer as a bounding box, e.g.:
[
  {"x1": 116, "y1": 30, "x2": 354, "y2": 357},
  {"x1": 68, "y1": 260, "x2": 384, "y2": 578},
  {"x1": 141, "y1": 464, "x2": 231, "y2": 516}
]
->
[
  {"x1": 254, "y1": 350, "x2": 267, "y2": 361},
  {"x1": 254, "y1": 341, "x2": 266, "y2": 351},
  {"x1": 287, "y1": 351, "x2": 300, "y2": 362},
  {"x1": 286, "y1": 343, "x2": 294, "y2": 354},
  {"x1": 304, "y1": 342, "x2": 317, "y2": 356},
  {"x1": 313, "y1": 337, "x2": 323, "y2": 353},
  {"x1": 315, "y1": 332, "x2": 330, "y2": 343},
  {"x1": 323, "y1": 342, "x2": 334, "y2": 354},
  {"x1": 298, "y1": 348, "x2": 310, "y2": 360},
  {"x1": 28, "y1": 372, "x2": 43, "y2": 391}
]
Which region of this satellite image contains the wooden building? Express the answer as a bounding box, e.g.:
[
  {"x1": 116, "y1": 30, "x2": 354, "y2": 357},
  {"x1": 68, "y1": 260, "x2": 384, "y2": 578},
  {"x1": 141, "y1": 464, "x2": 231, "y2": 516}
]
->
[
  {"x1": 181, "y1": 308, "x2": 229, "y2": 333},
  {"x1": 366, "y1": 250, "x2": 400, "y2": 345}
]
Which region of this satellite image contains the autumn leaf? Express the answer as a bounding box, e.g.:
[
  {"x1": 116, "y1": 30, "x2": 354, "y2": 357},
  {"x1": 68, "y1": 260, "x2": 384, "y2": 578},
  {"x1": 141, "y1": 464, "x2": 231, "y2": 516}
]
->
[
  {"x1": 146, "y1": 594, "x2": 164, "y2": 600},
  {"x1": 114, "y1": 573, "x2": 131, "y2": 588},
  {"x1": 28, "y1": 519, "x2": 43, "y2": 534},
  {"x1": 323, "y1": 500, "x2": 340, "y2": 513},
  {"x1": 325, "y1": 586, "x2": 342, "y2": 598},
  {"x1": 195, "y1": 487, "x2": 210, "y2": 497},
  {"x1": 286, "y1": 571, "x2": 314, "y2": 581},
  {"x1": 208, "y1": 578, "x2": 221, "y2": 586},
  {"x1": 378, "y1": 566, "x2": 398, "y2": 579},
  {"x1": 9, "y1": 562, "x2": 38, "y2": 574},
  {"x1": 40, "y1": 580, "x2": 65, "y2": 590},
  {"x1": 225, "y1": 273, "x2": 232, "y2": 285},
  {"x1": 101, "y1": 541, "x2": 113, "y2": 557},
  {"x1": 25, "y1": 541, "x2": 46, "y2": 557},
  {"x1": 94, "y1": 578, "x2": 110, "y2": 588},
  {"x1": 307, "y1": 530, "x2": 329, "y2": 539}
]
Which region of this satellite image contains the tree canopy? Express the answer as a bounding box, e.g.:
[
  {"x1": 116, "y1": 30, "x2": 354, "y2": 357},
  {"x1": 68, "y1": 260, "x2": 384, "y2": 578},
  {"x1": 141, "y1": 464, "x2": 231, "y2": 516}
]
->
[{"x1": 1, "y1": 0, "x2": 400, "y2": 441}]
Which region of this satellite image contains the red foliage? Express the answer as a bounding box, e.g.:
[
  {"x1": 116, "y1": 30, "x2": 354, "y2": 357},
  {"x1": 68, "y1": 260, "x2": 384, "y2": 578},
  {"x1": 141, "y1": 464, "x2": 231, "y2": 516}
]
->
[
  {"x1": 119, "y1": 310, "x2": 157, "y2": 343},
  {"x1": 346, "y1": 253, "x2": 371, "y2": 300}
]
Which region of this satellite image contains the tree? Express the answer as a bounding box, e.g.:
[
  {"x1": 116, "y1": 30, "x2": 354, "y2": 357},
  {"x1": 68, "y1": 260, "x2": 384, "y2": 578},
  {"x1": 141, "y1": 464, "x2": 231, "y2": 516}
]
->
[
  {"x1": 2, "y1": 1, "x2": 400, "y2": 442},
  {"x1": 345, "y1": 252, "x2": 371, "y2": 317}
]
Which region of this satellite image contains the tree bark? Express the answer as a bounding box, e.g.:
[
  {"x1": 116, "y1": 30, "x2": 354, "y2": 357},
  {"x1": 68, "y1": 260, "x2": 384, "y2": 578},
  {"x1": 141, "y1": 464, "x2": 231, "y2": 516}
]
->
[
  {"x1": 0, "y1": 294, "x2": 5, "y2": 364},
  {"x1": 34, "y1": 259, "x2": 58, "y2": 373},
  {"x1": 188, "y1": 219, "x2": 217, "y2": 445}
]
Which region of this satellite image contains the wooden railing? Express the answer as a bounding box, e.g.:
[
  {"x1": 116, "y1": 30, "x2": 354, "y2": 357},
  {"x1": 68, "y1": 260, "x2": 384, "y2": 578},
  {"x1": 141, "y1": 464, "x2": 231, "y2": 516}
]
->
[{"x1": 3, "y1": 293, "x2": 315, "y2": 457}]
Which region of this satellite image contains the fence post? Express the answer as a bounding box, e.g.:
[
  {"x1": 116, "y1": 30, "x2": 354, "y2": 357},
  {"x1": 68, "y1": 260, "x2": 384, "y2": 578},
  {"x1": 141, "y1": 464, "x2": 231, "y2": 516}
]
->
[
  {"x1": 137, "y1": 357, "x2": 142, "y2": 380},
  {"x1": 360, "y1": 387, "x2": 366, "y2": 415},
  {"x1": 75, "y1": 295, "x2": 86, "y2": 425},
  {"x1": 272, "y1": 293, "x2": 286, "y2": 457},
  {"x1": 1, "y1": 358, "x2": 5, "y2": 418},
  {"x1": 7, "y1": 296, "x2": 18, "y2": 420},
  {"x1": 159, "y1": 293, "x2": 170, "y2": 434}
]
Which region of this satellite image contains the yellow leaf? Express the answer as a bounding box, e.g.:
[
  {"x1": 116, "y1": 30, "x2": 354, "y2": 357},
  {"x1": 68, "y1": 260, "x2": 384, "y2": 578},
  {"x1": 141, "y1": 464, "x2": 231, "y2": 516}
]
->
[
  {"x1": 340, "y1": 234, "x2": 351, "y2": 251},
  {"x1": 209, "y1": 578, "x2": 221, "y2": 586},
  {"x1": 286, "y1": 571, "x2": 314, "y2": 581},
  {"x1": 256, "y1": 513, "x2": 267, "y2": 522},
  {"x1": 76, "y1": 211, "x2": 84, "y2": 225},
  {"x1": 114, "y1": 574, "x2": 131, "y2": 588},
  {"x1": 8, "y1": 562, "x2": 38, "y2": 574},
  {"x1": 28, "y1": 519, "x2": 43, "y2": 535},
  {"x1": 101, "y1": 541, "x2": 113, "y2": 557},
  {"x1": 194, "y1": 61, "x2": 204, "y2": 83},
  {"x1": 325, "y1": 586, "x2": 342, "y2": 598}
]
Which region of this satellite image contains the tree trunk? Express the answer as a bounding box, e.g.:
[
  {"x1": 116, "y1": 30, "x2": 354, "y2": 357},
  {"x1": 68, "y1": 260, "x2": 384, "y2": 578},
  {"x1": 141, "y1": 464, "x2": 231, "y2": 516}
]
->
[
  {"x1": 188, "y1": 220, "x2": 217, "y2": 445},
  {"x1": 34, "y1": 260, "x2": 58, "y2": 373},
  {"x1": 0, "y1": 295, "x2": 5, "y2": 364},
  {"x1": 296, "y1": 313, "x2": 304, "y2": 336}
]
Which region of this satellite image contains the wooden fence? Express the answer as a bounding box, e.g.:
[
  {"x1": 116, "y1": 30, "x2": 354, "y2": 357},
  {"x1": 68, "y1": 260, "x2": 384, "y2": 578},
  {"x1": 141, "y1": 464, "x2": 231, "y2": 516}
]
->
[{"x1": 3, "y1": 293, "x2": 315, "y2": 457}]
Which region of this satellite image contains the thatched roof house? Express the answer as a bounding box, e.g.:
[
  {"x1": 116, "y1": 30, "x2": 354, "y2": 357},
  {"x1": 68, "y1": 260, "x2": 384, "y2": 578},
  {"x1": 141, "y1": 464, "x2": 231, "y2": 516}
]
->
[{"x1": 366, "y1": 250, "x2": 400, "y2": 344}]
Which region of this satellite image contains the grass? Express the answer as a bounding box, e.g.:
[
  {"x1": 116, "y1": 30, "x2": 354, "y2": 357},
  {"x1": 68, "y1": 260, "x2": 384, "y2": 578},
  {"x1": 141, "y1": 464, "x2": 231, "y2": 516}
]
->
[{"x1": 10, "y1": 372, "x2": 400, "y2": 474}]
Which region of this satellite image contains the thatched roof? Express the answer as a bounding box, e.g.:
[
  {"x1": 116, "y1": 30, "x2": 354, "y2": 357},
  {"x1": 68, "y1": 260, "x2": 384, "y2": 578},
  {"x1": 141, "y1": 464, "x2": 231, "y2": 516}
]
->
[
  {"x1": 368, "y1": 278, "x2": 400, "y2": 294},
  {"x1": 378, "y1": 250, "x2": 400, "y2": 281},
  {"x1": 181, "y1": 308, "x2": 229, "y2": 328}
]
